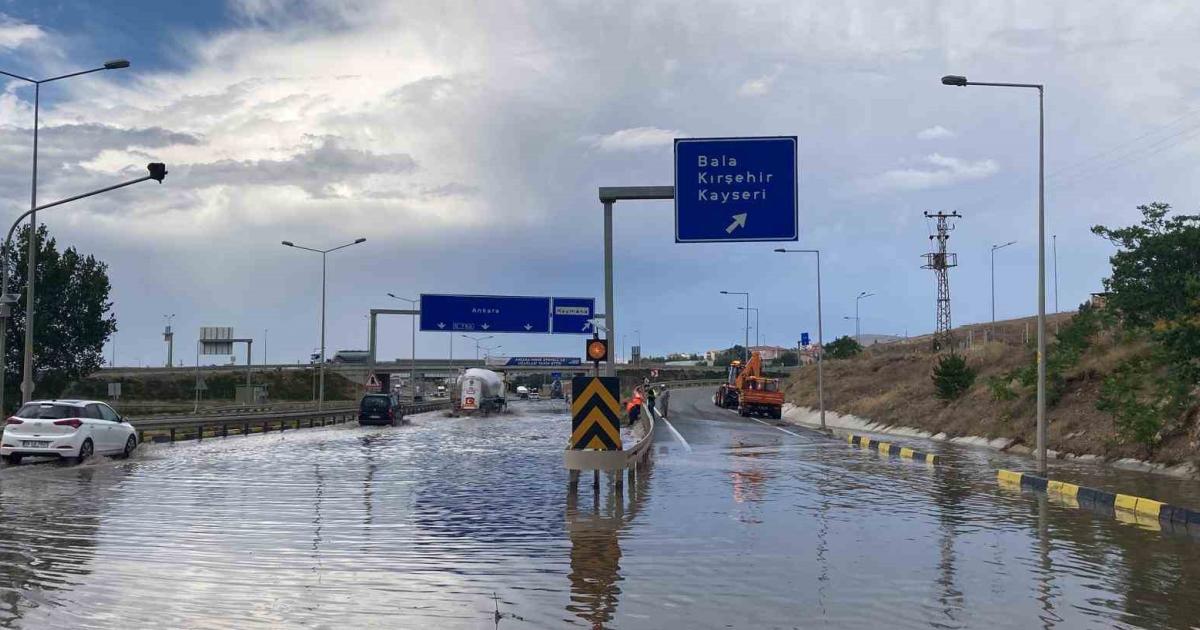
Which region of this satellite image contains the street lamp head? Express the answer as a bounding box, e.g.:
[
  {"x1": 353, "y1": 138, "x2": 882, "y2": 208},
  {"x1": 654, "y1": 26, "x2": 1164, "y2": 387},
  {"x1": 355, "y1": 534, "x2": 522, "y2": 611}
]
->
[
  {"x1": 147, "y1": 162, "x2": 167, "y2": 182},
  {"x1": 720, "y1": 290, "x2": 729, "y2": 294},
  {"x1": 941, "y1": 74, "x2": 968, "y2": 86},
  {"x1": 104, "y1": 59, "x2": 131, "y2": 70},
  {"x1": 773, "y1": 248, "x2": 786, "y2": 253},
  {"x1": 387, "y1": 293, "x2": 397, "y2": 298},
  {"x1": 281, "y1": 241, "x2": 294, "y2": 247},
  {"x1": 354, "y1": 237, "x2": 367, "y2": 244}
]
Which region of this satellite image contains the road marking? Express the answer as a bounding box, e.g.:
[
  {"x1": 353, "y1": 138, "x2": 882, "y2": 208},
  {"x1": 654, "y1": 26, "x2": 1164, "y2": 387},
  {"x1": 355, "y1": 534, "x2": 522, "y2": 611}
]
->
[
  {"x1": 658, "y1": 413, "x2": 692, "y2": 452},
  {"x1": 748, "y1": 416, "x2": 805, "y2": 438}
]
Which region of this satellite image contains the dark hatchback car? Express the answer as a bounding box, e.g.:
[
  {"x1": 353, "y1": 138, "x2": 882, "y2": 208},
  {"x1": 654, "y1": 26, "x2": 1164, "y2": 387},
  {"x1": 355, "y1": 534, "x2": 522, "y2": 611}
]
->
[{"x1": 359, "y1": 394, "x2": 402, "y2": 426}]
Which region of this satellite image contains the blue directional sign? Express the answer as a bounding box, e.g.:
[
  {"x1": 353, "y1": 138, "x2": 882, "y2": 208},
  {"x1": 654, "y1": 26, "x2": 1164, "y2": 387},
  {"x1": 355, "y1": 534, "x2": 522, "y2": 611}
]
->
[
  {"x1": 420, "y1": 294, "x2": 550, "y2": 334},
  {"x1": 801, "y1": 332, "x2": 811, "y2": 347},
  {"x1": 674, "y1": 136, "x2": 798, "y2": 243},
  {"x1": 551, "y1": 297, "x2": 596, "y2": 335}
]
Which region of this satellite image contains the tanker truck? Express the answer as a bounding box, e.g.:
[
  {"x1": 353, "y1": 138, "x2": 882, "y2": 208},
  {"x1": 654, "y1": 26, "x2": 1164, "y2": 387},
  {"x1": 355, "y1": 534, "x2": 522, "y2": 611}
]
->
[{"x1": 453, "y1": 368, "x2": 508, "y2": 416}]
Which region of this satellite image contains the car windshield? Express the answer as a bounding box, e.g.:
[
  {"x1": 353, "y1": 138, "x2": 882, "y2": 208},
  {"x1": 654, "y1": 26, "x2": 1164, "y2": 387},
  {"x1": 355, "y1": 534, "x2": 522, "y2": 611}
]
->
[
  {"x1": 15, "y1": 403, "x2": 81, "y2": 419},
  {"x1": 360, "y1": 396, "x2": 390, "y2": 411}
]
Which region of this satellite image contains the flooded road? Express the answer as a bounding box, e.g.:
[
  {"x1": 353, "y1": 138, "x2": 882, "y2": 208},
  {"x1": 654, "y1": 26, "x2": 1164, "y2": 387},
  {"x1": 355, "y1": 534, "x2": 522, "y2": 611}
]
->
[{"x1": 0, "y1": 387, "x2": 1197, "y2": 629}]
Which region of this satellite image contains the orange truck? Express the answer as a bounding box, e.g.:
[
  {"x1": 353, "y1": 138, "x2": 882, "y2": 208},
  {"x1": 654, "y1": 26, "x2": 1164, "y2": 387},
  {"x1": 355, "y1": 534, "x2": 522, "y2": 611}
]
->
[{"x1": 714, "y1": 351, "x2": 784, "y2": 419}]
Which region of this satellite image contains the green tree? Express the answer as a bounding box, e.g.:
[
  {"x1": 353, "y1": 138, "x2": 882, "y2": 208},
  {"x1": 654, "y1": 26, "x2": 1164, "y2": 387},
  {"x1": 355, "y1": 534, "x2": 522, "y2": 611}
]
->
[
  {"x1": 712, "y1": 345, "x2": 747, "y2": 366},
  {"x1": 823, "y1": 336, "x2": 862, "y2": 360},
  {"x1": 931, "y1": 353, "x2": 975, "y2": 401},
  {"x1": 3, "y1": 225, "x2": 116, "y2": 410},
  {"x1": 1092, "y1": 203, "x2": 1200, "y2": 383}
]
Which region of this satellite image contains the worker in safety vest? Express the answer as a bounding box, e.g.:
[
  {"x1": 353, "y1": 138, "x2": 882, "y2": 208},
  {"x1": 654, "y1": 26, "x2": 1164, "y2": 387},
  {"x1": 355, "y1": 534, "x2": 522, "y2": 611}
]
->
[{"x1": 626, "y1": 390, "x2": 644, "y2": 426}]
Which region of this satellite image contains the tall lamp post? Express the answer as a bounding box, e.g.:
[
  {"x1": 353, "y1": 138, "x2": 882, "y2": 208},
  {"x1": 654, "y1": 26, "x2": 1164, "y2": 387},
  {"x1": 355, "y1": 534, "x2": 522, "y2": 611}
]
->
[
  {"x1": 462, "y1": 334, "x2": 493, "y2": 360},
  {"x1": 281, "y1": 237, "x2": 366, "y2": 410},
  {"x1": 942, "y1": 73, "x2": 1048, "y2": 474},
  {"x1": 738, "y1": 306, "x2": 760, "y2": 348},
  {"x1": 991, "y1": 241, "x2": 1016, "y2": 331},
  {"x1": 854, "y1": 291, "x2": 874, "y2": 340},
  {"x1": 163, "y1": 313, "x2": 176, "y2": 368},
  {"x1": 387, "y1": 293, "x2": 418, "y2": 390},
  {"x1": 720, "y1": 290, "x2": 750, "y2": 361},
  {"x1": 775, "y1": 248, "x2": 826, "y2": 430},
  {"x1": 0, "y1": 59, "x2": 132, "y2": 403},
  {"x1": 0, "y1": 163, "x2": 166, "y2": 415}
]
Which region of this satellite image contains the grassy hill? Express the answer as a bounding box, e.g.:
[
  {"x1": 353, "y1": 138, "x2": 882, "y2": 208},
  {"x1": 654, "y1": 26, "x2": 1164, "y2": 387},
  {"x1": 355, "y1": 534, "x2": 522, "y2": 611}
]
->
[{"x1": 784, "y1": 311, "x2": 1199, "y2": 467}]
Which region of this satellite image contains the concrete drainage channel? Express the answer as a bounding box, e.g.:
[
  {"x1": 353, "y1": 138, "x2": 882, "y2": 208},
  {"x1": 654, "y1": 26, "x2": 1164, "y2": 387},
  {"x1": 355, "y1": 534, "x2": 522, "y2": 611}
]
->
[{"x1": 131, "y1": 401, "x2": 451, "y2": 444}]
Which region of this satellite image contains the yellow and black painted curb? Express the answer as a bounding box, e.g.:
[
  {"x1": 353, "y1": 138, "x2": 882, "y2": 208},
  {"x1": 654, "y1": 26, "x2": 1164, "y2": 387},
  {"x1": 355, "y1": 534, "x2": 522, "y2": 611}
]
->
[
  {"x1": 847, "y1": 434, "x2": 940, "y2": 465},
  {"x1": 997, "y1": 469, "x2": 1200, "y2": 532}
]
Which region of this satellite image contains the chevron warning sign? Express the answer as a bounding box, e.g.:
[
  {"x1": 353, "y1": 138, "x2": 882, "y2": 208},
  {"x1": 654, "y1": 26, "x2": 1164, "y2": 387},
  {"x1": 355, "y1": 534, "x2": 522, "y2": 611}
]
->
[{"x1": 569, "y1": 376, "x2": 622, "y2": 451}]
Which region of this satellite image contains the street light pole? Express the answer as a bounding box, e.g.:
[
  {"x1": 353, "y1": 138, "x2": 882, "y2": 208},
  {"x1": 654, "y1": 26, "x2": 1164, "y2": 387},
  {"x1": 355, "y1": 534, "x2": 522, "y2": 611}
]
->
[
  {"x1": 775, "y1": 248, "x2": 825, "y2": 430},
  {"x1": 738, "y1": 307, "x2": 760, "y2": 348},
  {"x1": 1053, "y1": 234, "x2": 1059, "y2": 314},
  {"x1": 387, "y1": 293, "x2": 419, "y2": 391},
  {"x1": 854, "y1": 291, "x2": 874, "y2": 341},
  {"x1": 0, "y1": 59, "x2": 131, "y2": 404},
  {"x1": 720, "y1": 291, "x2": 750, "y2": 361},
  {"x1": 281, "y1": 237, "x2": 367, "y2": 410},
  {"x1": 0, "y1": 164, "x2": 165, "y2": 415},
  {"x1": 462, "y1": 334, "x2": 493, "y2": 361},
  {"x1": 942, "y1": 73, "x2": 1048, "y2": 474},
  {"x1": 991, "y1": 241, "x2": 1016, "y2": 331}
]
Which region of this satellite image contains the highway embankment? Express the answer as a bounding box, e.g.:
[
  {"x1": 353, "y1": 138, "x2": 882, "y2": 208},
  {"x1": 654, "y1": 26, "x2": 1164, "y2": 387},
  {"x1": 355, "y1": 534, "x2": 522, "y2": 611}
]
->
[{"x1": 782, "y1": 314, "x2": 1200, "y2": 477}]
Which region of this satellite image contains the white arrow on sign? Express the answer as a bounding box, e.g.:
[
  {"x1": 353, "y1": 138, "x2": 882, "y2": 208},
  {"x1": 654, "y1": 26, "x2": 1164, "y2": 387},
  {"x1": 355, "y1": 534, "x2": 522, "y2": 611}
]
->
[
  {"x1": 437, "y1": 322, "x2": 446, "y2": 329},
  {"x1": 726, "y1": 213, "x2": 748, "y2": 234},
  {"x1": 481, "y1": 323, "x2": 490, "y2": 330},
  {"x1": 581, "y1": 321, "x2": 592, "y2": 332},
  {"x1": 523, "y1": 323, "x2": 533, "y2": 331}
]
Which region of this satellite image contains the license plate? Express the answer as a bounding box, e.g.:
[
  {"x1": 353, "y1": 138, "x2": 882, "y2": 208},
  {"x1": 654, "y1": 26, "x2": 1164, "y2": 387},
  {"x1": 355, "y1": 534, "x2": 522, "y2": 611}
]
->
[{"x1": 22, "y1": 440, "x2": 50, "y2": 448}]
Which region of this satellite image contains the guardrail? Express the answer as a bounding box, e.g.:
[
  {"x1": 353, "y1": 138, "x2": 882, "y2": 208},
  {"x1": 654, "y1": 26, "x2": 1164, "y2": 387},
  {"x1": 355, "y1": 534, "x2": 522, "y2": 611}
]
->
[{"x1": 132, "y1": 400, "x2": 450, "y2": 444}]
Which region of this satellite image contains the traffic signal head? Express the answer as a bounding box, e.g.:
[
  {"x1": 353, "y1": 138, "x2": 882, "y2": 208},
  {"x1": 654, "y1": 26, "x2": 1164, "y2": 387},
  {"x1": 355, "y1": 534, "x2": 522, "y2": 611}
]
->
[
  {"x1": 147, "y1": 162, "x2": 168, "y2": 182},
  {"x1": 586, "y1": 338, "x2": 608, "y2": 363}
]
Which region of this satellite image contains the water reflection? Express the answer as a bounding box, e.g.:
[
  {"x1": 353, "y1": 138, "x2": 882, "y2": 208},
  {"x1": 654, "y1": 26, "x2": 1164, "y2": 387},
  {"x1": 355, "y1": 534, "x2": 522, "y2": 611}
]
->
[
  {"x1": 0, "y1": 466, "x2": 115, "y2": 625},
  {"x1": 564, "y1": 456, "x2": 653, "y2": 628}
]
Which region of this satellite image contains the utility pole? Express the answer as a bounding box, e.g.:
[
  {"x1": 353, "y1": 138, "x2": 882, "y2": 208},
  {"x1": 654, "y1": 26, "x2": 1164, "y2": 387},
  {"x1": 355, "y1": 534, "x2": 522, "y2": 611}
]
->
[
  {"x1": 922, "y1": 211, "x2": 962, "y2": 351},
  {"x1": 163, "y1": 313, "x2": 175, "y2": 368}
]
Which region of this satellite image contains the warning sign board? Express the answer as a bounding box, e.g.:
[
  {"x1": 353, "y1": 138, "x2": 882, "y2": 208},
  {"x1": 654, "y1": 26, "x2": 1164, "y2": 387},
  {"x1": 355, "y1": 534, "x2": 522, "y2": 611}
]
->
[
  {"x1": 365, "y1": 373, "x2": 382, "y2": 393},
  {"x1": 569, "y1": 376, "x2": 622, "y2": 451}
]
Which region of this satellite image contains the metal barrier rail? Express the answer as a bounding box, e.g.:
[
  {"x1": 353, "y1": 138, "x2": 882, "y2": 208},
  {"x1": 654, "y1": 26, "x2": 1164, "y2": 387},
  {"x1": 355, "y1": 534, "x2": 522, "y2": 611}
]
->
[{"x1": 132, "y1": 400, "x2": 451, "y2": 444}]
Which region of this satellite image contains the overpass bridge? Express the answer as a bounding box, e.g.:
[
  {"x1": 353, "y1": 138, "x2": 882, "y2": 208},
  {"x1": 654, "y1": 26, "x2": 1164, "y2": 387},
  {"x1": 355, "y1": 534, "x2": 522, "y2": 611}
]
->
[{"x1": 96, "y1": 359, "x2": 726, "y2": 381}]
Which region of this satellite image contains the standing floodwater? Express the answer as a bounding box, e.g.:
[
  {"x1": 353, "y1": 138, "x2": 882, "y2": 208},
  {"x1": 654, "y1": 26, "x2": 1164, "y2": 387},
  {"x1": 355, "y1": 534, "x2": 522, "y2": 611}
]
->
[{"x1": 0, "y1": 390, "x2": 1198, "y2": 629}]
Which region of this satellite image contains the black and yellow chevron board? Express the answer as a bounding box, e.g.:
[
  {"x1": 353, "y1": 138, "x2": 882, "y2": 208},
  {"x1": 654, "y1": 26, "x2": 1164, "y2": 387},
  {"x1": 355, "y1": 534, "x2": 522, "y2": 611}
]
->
[
  {"x1": 847, "y1": 433, "x2": 940, "y2": 465},
  {"x1": 570, "y1": 376, "x2": 622, "y2": 451}
]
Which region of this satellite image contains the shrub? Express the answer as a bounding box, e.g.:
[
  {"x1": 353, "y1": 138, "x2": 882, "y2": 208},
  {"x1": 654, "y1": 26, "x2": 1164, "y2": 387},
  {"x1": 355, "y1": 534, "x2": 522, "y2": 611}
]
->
[
  {"x1": 932, "y1": 353, "x2": 976, "y2": 401},
  {"x1": 824, "y1": 336, "x2": 862, "y2": 360},
  {"x1": 987, "y1": 375, "x2": 1016, "y2": 401},
  {"x1": 1096, "y1": 357, "x2": 1187, "y2": 451}
]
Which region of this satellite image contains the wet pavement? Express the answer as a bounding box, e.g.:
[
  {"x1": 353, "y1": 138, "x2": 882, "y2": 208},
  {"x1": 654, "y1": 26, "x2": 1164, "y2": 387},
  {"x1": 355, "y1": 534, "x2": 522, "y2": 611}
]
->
[{"x1": 0, "y1": 388, "x2": 1197, "y2": 628}]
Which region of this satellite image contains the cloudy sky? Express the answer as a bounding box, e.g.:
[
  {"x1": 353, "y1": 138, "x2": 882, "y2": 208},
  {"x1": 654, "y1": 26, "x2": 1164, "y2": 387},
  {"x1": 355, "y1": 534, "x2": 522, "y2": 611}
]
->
[{"x1": 0, "y1": 0, "x2": 1197, "y2": 367}]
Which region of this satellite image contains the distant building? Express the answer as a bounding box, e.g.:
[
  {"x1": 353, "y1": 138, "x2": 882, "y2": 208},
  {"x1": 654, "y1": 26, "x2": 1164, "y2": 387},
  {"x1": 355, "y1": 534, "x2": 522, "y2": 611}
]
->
[
  {"x1": 1090, "y1": 292, "x2": 1111, "y2": 309},
  {"x1": 749, "y1": 345, "x2": 789, "y2": 361},
  {"x1": 704, "y1": 349, "x2": 722, "y2": 364}
]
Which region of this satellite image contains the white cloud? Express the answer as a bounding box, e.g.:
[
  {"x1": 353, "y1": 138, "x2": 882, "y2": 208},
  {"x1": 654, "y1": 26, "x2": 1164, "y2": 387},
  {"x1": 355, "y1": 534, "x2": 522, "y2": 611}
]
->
[
  {"x1": 865, "y1": 153, "x2": 999, "y2": 192},
  {"x1": 583, "y1": 126, "x2": 683, "y2": 152},
  {"x1": 0, "y1": 15, "x2": 44, "y2": 49},
  {"x1": 916, "y1": 125, "x2": 954, "y2": 140},
  {"x1": 737, "y1": 66, "x2": 782, "y2": 97}
]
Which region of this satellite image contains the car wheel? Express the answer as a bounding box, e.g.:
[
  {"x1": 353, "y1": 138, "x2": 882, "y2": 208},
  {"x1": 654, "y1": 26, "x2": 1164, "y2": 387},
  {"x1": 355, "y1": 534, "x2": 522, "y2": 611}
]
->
[
  {"x1": 75, "y1": 439, "x2": 94, "y2": 465},
  {"x1": 120, "y1": 435, "x2": 137, "y2": 459},
  {"x1": 3, "y1": 454, "x2": 21, "y2": 465}
]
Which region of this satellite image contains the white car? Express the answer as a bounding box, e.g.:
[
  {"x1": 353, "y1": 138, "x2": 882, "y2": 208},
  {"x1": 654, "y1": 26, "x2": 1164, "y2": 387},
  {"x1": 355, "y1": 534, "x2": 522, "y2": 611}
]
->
[
  {"x1": 529, "y1": 391, "x2": 540, "y2": 400},
  {"x1": 1, "y1": 399, "x2": 138, "y2": 465}
]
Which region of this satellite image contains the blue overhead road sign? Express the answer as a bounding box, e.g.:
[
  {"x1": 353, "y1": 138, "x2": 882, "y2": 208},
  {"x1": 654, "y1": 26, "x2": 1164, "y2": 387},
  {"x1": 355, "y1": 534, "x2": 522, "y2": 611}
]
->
[
  {"x1": 674, "y1": 136, "x2": 798, "y2": 243},
  {"x1": 551, "y1": 297, "x2": 596, "y2": 334},
  {"x1": 420, "y1": 294, "x2": 550, "y2": 334}
]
